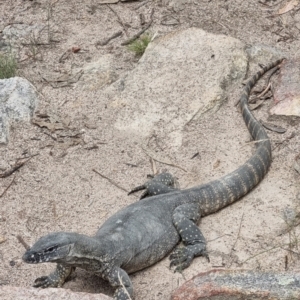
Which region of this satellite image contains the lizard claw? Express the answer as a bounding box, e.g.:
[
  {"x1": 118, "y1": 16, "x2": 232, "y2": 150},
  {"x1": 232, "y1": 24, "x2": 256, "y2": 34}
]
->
[
  {"x1": 33, "y1": 276, "x2": 58, "y2": 288},
  {"x1": 128, "y1": 184, "x2": 148, "y2": 199},
  {"x1": 203, "y1": 251, "x2": 210, "y2": 263}
]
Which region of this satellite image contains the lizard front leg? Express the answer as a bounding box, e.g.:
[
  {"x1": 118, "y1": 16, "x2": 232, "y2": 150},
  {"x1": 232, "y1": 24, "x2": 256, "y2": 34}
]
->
[
  {"x1": 103, "y1": 267, "x2": 133, "y2": 300},
  {"x1": 170, "y1": 203, "x2": 209, "y2": 272},
  {"x1": 33, "y1": 263, "x2": 74, "y2": 288},
  {"x1": 128, "y1": 172, "x2": 178, "y2": 199}
]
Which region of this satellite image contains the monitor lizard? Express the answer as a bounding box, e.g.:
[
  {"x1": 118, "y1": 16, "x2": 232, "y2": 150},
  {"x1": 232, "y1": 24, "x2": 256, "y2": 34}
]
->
[{"x1": 22, "y1": 59, "x2": 284, "y2": 300}]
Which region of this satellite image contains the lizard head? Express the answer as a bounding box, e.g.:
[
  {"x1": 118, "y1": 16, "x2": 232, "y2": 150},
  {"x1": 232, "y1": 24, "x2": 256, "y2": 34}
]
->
[{"x1": 22, "y1": 232, "x2": 78, "y2": 264}]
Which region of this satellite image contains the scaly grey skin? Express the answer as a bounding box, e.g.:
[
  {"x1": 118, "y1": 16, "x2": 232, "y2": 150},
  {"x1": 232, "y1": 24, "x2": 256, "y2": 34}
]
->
[{"x1": 22, "y1": 59, "x2": 284, "y2": 300}]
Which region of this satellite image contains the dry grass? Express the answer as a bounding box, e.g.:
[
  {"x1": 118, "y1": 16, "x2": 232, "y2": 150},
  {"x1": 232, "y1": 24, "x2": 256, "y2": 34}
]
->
[
  {"x1": 127, "y1": 34, "x2": 151, "y2": 56},
  {"x1": 0, "y1": 53, "x2": 17, "y2": 79}
]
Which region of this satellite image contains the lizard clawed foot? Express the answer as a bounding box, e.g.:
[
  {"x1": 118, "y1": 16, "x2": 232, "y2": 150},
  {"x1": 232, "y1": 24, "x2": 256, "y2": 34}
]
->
[
  {"x1": 33, "y1": 264, "x2": 73, "y2": 288},
  {"x1": 127, "y1": 183, "x2": 148, "y2": 199},
  {"x1": 169, "y1": 247, "x2": 194, "y2": 272},
  {"x1": 128, "y1": 172, "x2": 177, "y2": 200},
  {"x1": 169, "y1": 246, "x2": 210, "y2": 272},
  {"x1": 33, "y1": 276, "x2": 59, "y2": 288}
]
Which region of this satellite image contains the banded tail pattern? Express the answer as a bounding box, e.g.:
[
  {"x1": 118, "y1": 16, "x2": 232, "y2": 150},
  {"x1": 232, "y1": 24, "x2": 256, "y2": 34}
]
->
[{"x1": 198, "y1": 59, "x2": 284, "y2": 216}]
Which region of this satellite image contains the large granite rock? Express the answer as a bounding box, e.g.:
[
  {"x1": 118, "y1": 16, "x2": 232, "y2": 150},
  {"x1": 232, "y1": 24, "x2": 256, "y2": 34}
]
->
[
  {"x1": 171, "y1": 269, "x2": 300, "y2": 300},
  {"x1": 76, "y1": 55, "x2": 118, "y2": 91},
  {"x1": 106, "y1": 28, "x2": 248, "y2": 148},
  {"x1": 271, "y1": 58, "x2": 300, "y2": 117},
  {"x1": 0, "y1": 286, "x2": 112, "y2": 300},
  {"x1": 0, "y1": 77, "x2": 38, "y2": 144}
]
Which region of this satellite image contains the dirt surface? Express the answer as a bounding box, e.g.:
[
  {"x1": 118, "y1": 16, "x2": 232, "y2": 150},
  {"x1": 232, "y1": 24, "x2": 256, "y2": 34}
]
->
[{"x1": 1, "y1": 0, "x2": 300, "y2": 299}]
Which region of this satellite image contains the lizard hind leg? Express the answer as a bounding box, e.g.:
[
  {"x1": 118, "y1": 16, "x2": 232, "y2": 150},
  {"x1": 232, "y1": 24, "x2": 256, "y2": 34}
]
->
[
  {"x1": 170, "y1": 203, "x2": 209, "y2": 272},
  {"x1": 128, "y1": 172, "x2": 178, "y2": 199}
]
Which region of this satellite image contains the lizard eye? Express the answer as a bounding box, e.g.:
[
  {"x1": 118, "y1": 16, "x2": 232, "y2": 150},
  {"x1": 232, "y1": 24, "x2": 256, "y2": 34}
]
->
[{"x1": 45, "y1": 245, "x2": 57, "y2": 253}]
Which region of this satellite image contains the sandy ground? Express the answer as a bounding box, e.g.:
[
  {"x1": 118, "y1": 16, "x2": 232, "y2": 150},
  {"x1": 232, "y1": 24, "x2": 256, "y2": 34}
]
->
[{"x1": 1, "y1": 0, "x2": 300, "y2": 299}]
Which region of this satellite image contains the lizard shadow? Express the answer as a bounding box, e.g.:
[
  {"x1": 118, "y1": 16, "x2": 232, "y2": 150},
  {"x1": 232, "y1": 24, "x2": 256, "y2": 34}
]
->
[{"x1": 64, "y1": 268, "x2": 114, "y2": 297}]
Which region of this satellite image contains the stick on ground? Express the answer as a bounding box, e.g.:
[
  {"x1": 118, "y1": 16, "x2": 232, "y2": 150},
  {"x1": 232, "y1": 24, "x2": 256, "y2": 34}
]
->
[
  {"x1": 17, "y1": 235, "x2": 30, "y2": 250},
  {"x1": 0, "y1": 176, "x2": 16, "y2": 198},
  {"x1": 96, "y1": 30, "x2": 123, "y2": 46},
  {"x1": 0, "y1": 154, "x2": 38, "y2": 178},
  {"x1": 107, "y1": 4, "x2": 129, "y2": 37},
  {"x1": 92, "y1": 169, "x2": 128, "y2": 193},
  {"x1": 121, "y1": 9, "x2": 154, "y2": 46}
]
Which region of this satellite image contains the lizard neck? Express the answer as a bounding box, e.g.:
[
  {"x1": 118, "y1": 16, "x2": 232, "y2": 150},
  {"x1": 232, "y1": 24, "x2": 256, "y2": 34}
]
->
[
  {"x1": 60, "y1": 233, "x2": 105, "y2": 260},
  {"x1": 55, "y1": 233, "x2": 113, "y2": 273}
]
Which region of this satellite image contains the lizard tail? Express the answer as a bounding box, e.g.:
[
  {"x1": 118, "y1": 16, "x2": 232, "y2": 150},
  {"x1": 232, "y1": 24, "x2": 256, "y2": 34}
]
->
[{"x1": 197, "y1": 58, "x2": 284, "y2": 216}]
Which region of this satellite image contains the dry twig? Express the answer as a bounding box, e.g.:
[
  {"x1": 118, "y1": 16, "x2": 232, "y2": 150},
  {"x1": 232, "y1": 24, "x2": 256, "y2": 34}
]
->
[
  {"x1": 191, "y1": 152, "x2": 199, "y2": 159},
  {"x1": 0, "y1": 155, "x2": 37, "y2": 178},
  {"x1": 241, "y1": 244, "x2": 281, "y2": 264},
  {"x1": 139, "y1": 13, "x2": 146, "y2": 25},
  {"x1": 121, "y1": 9, "x2": 154, "y2": 46},
  {"x1": 249, "y1": 82, "x2": 271, "y2": 104},
  {"x1": 92, "y1": 169, "x2": 128, "y2": 193},
  {"x1": 0, "y1": 162, "x2": 24, "y2": 178},
  {"x1": 235, "y1": 64, "x2": 280, "y2": 106},
  {"x1": 96, "y1": 30, "x2": 123, "y2": 46},
  {"x1": 273, "y1": 132, "x2": 296, "y2": 152},
  {"x1": 228, "y1": 213, "x2": 244, "y2": 267},
  {"x1": 0, "y1": 176, "x2": 16, "y2": 198},
  {"x1": 241, "y1": 139, "x2": 269, "y2": 148},
  {"x1": 16, "y1": 235, "x2": 30, "y2": 250},
  {"x1": 150, "y1": 157, "x2": 157, "y2": 175},
  {"x1": 142, "y1": 146, "x2": 187, "y2": 172},
  {"x1": 58, "y1": 49, "x2": 70, "y2": 63},
  {"x1": 107, "y1": 5, "x2": 129, "y2": 37},
  {"x1": 134, "y1": 0, "x2": 150, "y2": 10},
  {"x1": 0, "y1": 157, "x2": 32, "y2": 178},
  {"x1": 260, "y1": 120, "x2": 287, "y2": 133}
]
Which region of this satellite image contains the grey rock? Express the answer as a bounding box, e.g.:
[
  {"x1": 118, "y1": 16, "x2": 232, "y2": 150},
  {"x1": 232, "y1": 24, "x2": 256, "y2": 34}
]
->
[
  {"x1": 106, "y1": 28, "x2": 248, "y2": 148},
  {"x1": 0, "y1": 116, "x2": 8, "y2": 145},
  {"x1": 1, "y1": 24, "x2": 47, "y2": 52},
  {"x1": 0, "y1": 34, "x2": 10, "y2": 52},
  {"x1": 76, "y1": 55, "x2": 118, "y2": 91},
  {"x1": 98, "y1": 0, "x2": 119, "y2": 3},
  {"x1": 0, "y1": 77, "x2": 38, "y2": 144},
  {"x1": 163, "y1": 0, "x2": 192, "y2": 12},
  {"x1": 271, "y1": 58, "x2": 300, "y2": 116},
  {"x1": 161, "y1": 16, "x2": 180, "y2": 26},
  {"x1": 246, "y1": 44, "x2": 285, "y2": 66},
  {"x1": 282, "y1": 206, "x2": 297, "y2": 225},
  {"x1": 3, "y1": 24, "x2": 36, "y2": 40},
  {"x1": 171, "y1": 269, "x2": 300, "y2": 300},
  {"x1": 0, "y1": 286, "x2": 112, "y2": 300}
]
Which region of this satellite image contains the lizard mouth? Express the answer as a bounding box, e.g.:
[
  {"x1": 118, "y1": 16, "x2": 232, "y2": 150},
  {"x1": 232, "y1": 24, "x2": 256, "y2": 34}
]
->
[{"x1": 22, "y1": 250, "x2": 50, "y2": 264}]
